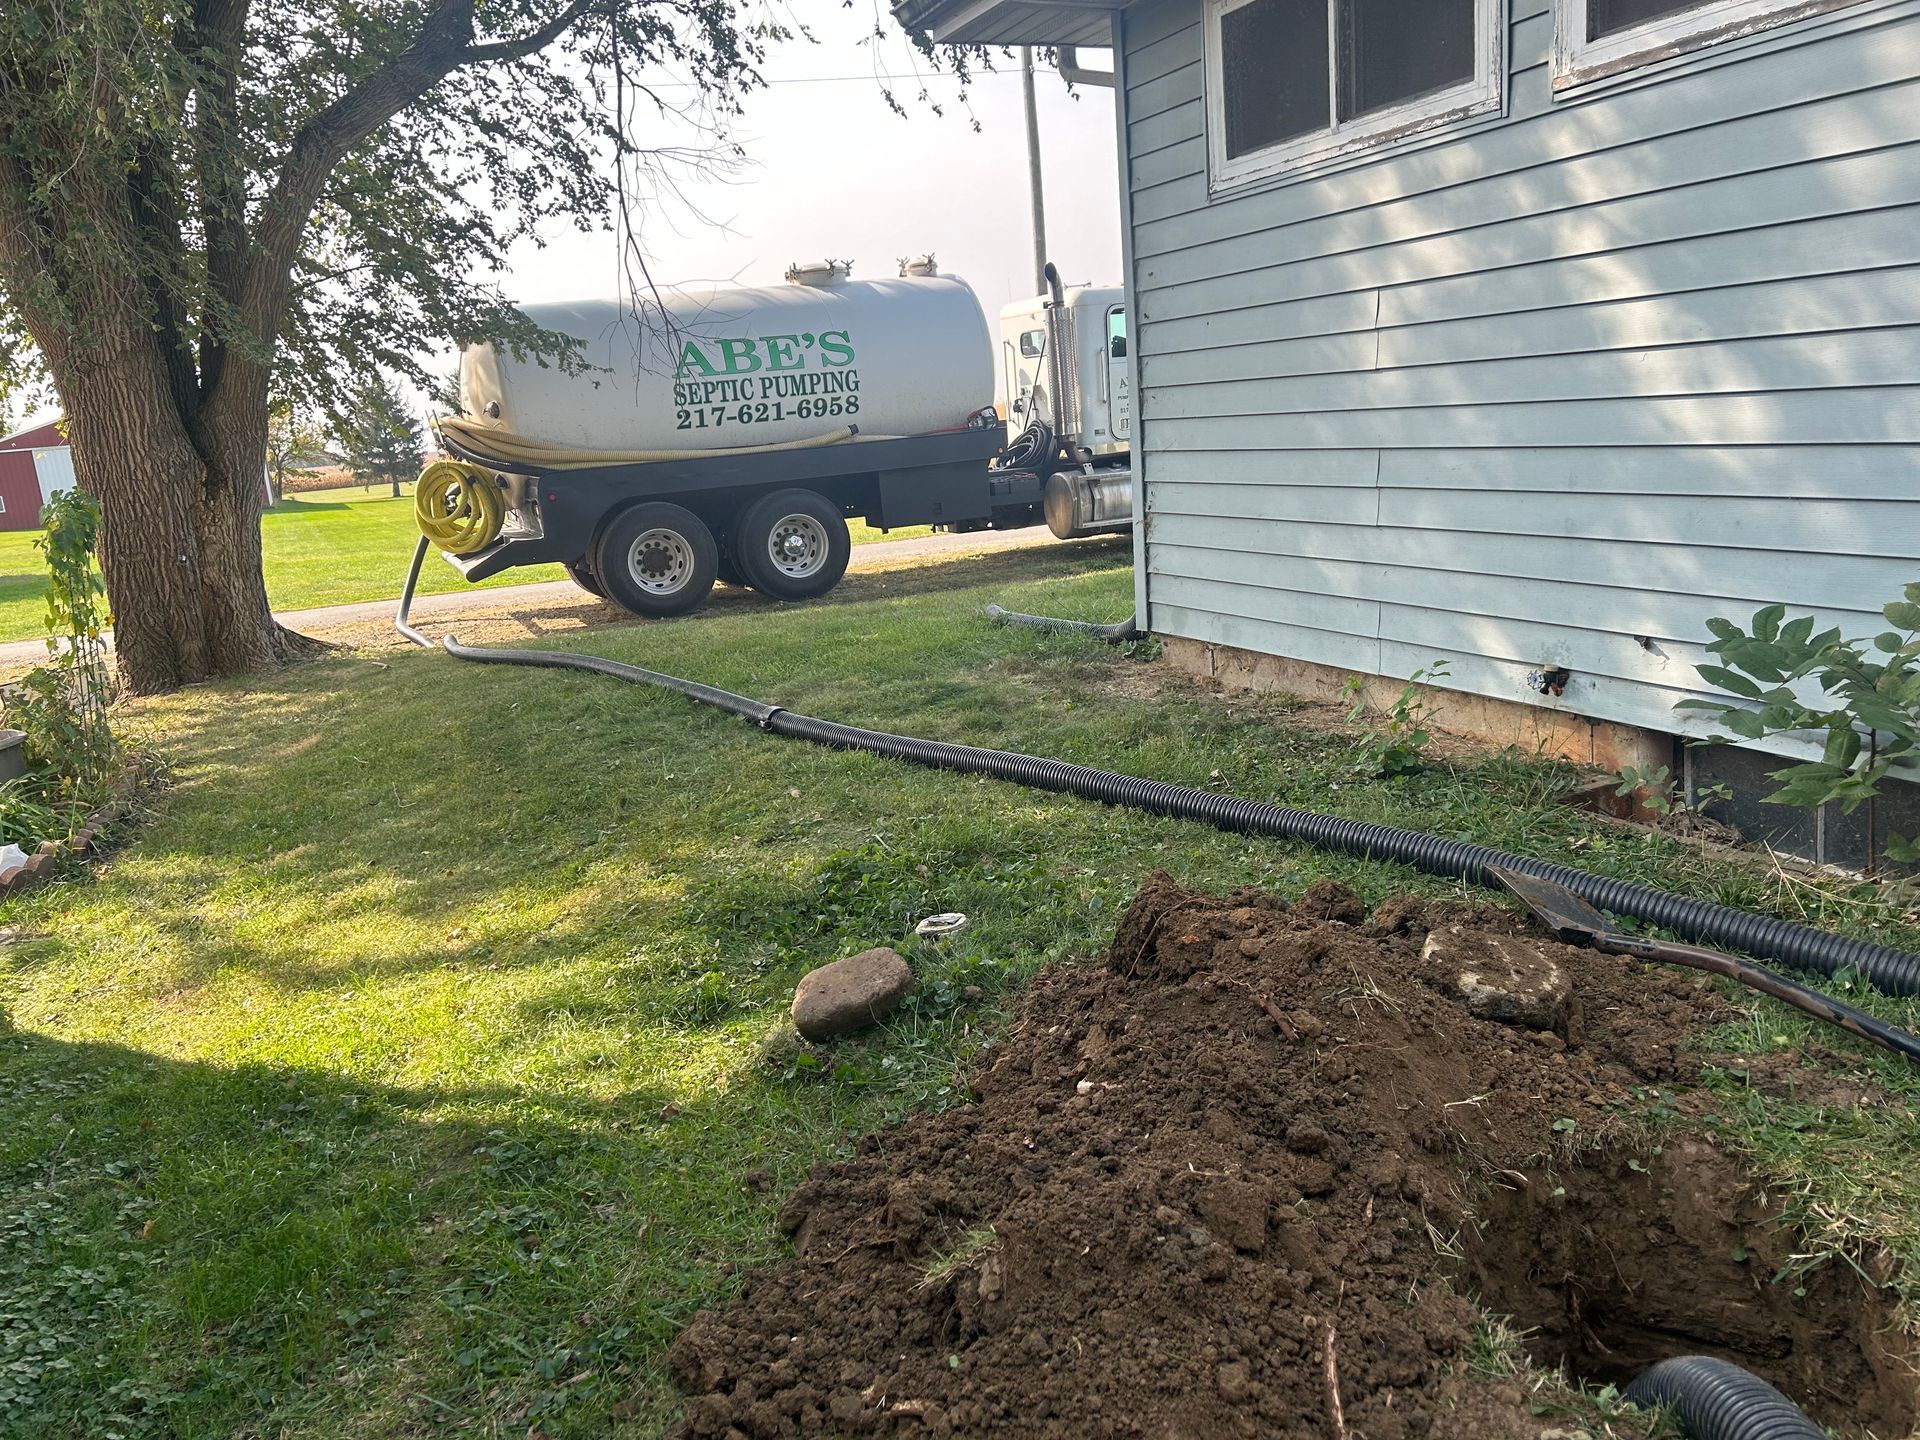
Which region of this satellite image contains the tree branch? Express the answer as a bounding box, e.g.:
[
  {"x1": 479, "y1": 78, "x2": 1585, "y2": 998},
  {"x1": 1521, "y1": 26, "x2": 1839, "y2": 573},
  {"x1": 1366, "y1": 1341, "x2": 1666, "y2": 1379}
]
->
[
  {"x1": 128, "y1": 146, "x2": 200, "y2": 423},
  {"x1": 458, "y1": 0, "x2": 599, "y2": 66},
  {"x1": 189, "y1": 0, "x2": 256, "y2": 402},
  {"x1": 230, "y1": 0, "x2": 478, "y2": 398},
  {"x1": 0, "y1": 151, "x2": 67, "y2": 374},
  {"x1": 223, "y1": 0, "x2": 607, "y2": 413}
]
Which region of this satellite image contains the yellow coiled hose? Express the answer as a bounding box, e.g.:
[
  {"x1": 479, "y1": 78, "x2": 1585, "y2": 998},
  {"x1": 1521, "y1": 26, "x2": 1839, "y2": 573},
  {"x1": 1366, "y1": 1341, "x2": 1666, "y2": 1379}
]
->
[{"x1": 414, "y1": 460, "x2": 506, "y2": 554}]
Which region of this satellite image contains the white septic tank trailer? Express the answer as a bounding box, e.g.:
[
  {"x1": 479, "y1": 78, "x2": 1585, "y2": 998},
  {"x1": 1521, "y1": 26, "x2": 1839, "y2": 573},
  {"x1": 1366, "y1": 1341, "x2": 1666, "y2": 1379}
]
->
[{"x1": 434, "y1": 257, "x2": 1133, "y2": 619}]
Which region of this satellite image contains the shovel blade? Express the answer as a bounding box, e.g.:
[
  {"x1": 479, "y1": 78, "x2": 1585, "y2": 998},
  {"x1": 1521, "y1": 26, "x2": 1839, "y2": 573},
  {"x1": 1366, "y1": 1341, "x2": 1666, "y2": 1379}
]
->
[{"x1": 1486, "y1": 866, "x2": 1616, "y2": 948}]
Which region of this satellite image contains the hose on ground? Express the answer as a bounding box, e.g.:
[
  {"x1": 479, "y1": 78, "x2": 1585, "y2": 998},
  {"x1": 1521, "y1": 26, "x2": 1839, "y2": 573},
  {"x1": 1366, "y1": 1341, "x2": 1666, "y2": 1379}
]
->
[
  {"x1": 392, "y1": 536, "x2": 1920, "y2": 1000},
  {"x1": 986, "y1": 603, "x2": 1140, "y2": 643},
  {"x1": 436, "y1": 415, "x2": 864, "y2": 472},
  {"x1": 415, "y1": 460, "x2": 506, "y2": 555},
  {"x1": 1624, "y1": 1355, "x2": 1824, "y2": 1439}
]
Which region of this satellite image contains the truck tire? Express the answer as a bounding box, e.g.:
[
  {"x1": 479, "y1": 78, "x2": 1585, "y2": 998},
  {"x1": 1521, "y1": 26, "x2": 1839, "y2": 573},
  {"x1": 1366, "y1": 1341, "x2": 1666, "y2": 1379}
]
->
[
  {"x1": 565, "y1": 559, "x2": 605, "y2": 598},
  {"x1": 735, "y1": 489, "x2": 851, "y2": 601},
  {"x1": 592, "y1": 502, "x2": 718, "y2": 618}
]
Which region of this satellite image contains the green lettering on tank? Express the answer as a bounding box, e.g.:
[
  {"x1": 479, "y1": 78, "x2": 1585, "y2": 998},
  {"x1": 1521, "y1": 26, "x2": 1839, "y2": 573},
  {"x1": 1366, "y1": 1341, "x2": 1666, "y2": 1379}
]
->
[
  {"x1": 674, "y1": 342, "x2": 718, "y2": 379},
  {"x1": 762, "y1": 335, "x2": 804, "y2": 372},
  {"x1": 717, "y1": 338, "x2": 762, "y2": 374},
  {"x1": 817, "y1": 330, "x2": 854, "y2": 367},
  {"x1": 674, "y1": 331, "x2": 857, "y2": 379}
]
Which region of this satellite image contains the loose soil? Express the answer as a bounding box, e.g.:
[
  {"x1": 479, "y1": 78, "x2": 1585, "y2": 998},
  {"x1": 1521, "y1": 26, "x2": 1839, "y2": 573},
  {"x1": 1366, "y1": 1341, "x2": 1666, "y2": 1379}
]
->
[{"x1": 668, "y1": 876, "x2": 1918, "y2": 1439}]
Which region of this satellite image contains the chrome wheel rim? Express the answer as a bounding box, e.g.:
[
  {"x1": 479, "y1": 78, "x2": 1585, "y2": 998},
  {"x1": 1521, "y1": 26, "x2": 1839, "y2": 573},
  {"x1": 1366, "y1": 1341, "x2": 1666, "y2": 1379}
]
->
[
  {"x1": 766, "y1": 514, "x2": 828, "y2": 579},
  {"x1": 627, "y1": 528, "x2": 695, "y2": 595}
]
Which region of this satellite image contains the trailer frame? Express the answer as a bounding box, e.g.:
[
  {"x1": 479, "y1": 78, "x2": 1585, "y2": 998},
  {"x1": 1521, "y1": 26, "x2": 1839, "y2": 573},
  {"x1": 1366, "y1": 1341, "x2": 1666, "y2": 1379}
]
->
[{"x1": 439, "y1": 423, "x2": 1035, "y2": 583}]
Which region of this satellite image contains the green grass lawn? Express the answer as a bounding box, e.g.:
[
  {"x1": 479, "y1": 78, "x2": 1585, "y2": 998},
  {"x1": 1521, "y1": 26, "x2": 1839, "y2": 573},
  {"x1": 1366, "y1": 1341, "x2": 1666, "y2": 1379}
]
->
[
  {"x1": 2, "y1": 544, "x2": 1918, "y2": 1436},
  {"x1": 0, "y1": 485, "x2": 931, "y2": 642}
]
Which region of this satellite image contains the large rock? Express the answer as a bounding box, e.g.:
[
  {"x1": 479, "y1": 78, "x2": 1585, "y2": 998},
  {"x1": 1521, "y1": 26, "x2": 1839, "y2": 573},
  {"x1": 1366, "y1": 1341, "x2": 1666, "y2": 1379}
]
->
[
  {"x1": 791, "y1": 947, "x2": 914, "y2": 1041},
  {"x1": 1423, "y1": 926, "x2": 1572, "y2": 1033}
]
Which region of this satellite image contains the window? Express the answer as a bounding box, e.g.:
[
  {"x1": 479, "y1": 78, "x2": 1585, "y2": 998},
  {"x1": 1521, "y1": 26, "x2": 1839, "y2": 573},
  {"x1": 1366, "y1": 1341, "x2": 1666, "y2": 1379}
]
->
[
  {"x1": 1206, "y1": 0, "x2": 1504, "y2": 190},
  {"x1": 1106, "y1": 307, "x2": 1127, "y2": 360},
  {"x1": 1018, "y1": 329, "x2": 1046, "y2": 358},
  {"x1": 1553, "y1": 0, "x2": 1868, "y2": 88}
]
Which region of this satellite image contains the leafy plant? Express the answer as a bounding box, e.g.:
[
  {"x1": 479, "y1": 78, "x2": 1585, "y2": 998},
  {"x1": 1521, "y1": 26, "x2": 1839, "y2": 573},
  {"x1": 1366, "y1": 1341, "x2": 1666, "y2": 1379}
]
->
[
  {"x1": 1611, "y1": 766, "x2": 1732, "y2": 821},
  {"x1": 1678, "y1": 587, "x2": 1920, "y2": 865},
  {"x1": 1346, "y1": 661, "x2": 1448, "y2": 777},
  {"x1": 0, "y1": 778, "x2": 70, "y2": 849},
  {"x1": 1614, "y1": 764, "x2": 1676, "y2": 816},
  {"x1": 7, "y1": 489, "x2": 115, "y2": 803}
]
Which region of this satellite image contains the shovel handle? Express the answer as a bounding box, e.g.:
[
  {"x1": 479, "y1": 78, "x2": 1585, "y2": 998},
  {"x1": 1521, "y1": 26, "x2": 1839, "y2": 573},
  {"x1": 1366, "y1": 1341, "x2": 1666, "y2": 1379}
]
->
[{"x1": 1598, "y1": 933, "x2": 1920, "y2": 1066}]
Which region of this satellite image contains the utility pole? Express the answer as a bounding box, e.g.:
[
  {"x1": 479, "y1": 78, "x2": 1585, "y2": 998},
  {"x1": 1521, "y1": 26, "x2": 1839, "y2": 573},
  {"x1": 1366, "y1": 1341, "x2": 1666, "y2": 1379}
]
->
[{"x1": 1019, "y1": 46, "x2": 1048, "y2": 292}]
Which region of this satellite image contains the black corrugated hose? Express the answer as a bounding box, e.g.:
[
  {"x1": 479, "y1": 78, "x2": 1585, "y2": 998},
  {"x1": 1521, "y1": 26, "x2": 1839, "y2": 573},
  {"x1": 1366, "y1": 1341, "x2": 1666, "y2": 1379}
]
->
[
  {"x1": 985, "y1": 603, "x2": 1140, "y2": 642},
  {"x1": 397, "y1": 538, "x2": 1865, "y2": 1433},
  {"x1": 396, "y1": 537, "x2": 1920, "y2": 1004},
  {"x1": 1624, "y1": 1356, "x2": 1825, "y2": 1439}
]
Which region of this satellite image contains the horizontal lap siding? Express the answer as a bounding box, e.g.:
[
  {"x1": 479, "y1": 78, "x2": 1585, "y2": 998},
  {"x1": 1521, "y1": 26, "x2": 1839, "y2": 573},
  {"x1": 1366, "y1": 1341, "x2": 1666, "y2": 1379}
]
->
[{"x1": 1124, "y1": 0, "x2": 1920, "y2": 756}]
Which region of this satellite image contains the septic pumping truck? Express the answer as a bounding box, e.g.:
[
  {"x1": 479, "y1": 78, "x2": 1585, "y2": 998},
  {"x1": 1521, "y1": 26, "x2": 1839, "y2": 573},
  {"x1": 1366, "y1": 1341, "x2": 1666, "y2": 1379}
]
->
[{"x1": 412, "y1": 256, "x2": 1134, "y2": 619}]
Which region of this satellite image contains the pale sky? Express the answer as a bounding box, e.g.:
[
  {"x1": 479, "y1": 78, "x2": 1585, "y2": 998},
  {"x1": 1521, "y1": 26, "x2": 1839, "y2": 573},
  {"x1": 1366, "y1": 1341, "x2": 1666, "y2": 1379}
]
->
[{"x1": 490, "y1": 10, "x2": 1122, "y2": 341}]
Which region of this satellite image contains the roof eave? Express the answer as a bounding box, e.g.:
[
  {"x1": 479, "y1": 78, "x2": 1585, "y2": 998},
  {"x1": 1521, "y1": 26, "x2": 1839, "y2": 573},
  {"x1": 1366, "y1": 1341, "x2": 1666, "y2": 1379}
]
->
[{"x1": 893, "y1": 0, "x2": 1118, "y2": 47}]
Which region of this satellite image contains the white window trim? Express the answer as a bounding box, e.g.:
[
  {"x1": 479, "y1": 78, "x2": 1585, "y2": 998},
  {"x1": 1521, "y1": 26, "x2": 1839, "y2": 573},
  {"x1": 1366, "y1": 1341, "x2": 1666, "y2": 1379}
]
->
[
  {"x1": 1205, "y1": 0, "x2": 1506, "y2": 194},
  {"x1": 1551, "y1": 0, "x2": 1869, "y2": 89}
]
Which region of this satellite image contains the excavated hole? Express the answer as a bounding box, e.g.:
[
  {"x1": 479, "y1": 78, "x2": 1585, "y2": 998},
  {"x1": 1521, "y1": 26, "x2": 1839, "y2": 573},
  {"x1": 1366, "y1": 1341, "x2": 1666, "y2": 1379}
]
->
[{"x1": 1463, "y1": 1134, "x2": 1919, "y2": 1437}]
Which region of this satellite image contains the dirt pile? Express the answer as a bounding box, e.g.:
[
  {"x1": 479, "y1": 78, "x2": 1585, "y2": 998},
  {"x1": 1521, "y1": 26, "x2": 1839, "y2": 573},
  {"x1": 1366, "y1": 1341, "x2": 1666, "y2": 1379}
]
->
[{"x1": 668, "y1": 876, "x2": 1916, "y2": 1439}]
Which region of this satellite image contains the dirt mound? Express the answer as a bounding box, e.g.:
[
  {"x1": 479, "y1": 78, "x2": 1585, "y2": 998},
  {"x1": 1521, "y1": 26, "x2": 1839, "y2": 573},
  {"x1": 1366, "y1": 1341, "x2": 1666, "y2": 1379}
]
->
[{"x1": 668, "y1": 876, "x2": 1916, "y2": 1439}]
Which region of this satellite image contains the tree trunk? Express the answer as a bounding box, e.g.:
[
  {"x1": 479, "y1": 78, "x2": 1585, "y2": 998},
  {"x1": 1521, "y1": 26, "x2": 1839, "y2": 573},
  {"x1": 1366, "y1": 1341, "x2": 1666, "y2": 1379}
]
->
[{"x1": 61, "y1": 344, "x2": 308, "y2": 694}]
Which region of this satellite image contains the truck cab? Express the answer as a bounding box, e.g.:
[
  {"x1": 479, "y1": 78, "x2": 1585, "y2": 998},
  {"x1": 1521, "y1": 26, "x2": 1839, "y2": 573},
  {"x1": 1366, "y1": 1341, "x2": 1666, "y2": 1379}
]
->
[{"x1": 998, "y1": 287, "x2": 1130, "y2": 459}]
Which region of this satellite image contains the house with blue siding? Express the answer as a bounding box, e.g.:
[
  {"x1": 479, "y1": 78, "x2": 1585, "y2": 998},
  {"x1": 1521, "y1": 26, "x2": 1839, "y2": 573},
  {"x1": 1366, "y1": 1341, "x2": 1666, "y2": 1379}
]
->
[{"x1": 899, "y1": 0, "x2": 1920, "y2": 866}]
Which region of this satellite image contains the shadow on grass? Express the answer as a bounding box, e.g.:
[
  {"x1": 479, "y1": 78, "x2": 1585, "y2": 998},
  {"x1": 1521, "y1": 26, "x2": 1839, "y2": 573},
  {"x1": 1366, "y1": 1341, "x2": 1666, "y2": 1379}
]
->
[
  {"x1": 0, "y1": 547, "x2": 1139, "y2": 996},
  {"x1": 267, "y1": 496, "x2": 356, "y2": 515},
  {"x1": 0, "y1": 1021, "x2": 784, "y2": 1435},
  {"x1": 393, "y1": 534, "x2": 1133, "y2": 650}
]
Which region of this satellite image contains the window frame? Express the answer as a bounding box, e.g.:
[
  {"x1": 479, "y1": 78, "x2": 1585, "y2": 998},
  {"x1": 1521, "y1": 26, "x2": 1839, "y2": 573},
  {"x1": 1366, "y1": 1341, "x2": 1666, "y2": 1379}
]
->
[
  {"x1": 1204, "y1": 0, "x2": 1507, "y2": 194},
  {"x1": 1551, "y1": 0, "x2": 1870, "y2": 90}
]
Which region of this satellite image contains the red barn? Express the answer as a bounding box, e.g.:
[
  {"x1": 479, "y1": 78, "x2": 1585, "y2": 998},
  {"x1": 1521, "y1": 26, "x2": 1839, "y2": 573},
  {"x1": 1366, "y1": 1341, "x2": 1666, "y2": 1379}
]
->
[{"x1": 0, "y1": 419, "x2": 70, "y2": 531}]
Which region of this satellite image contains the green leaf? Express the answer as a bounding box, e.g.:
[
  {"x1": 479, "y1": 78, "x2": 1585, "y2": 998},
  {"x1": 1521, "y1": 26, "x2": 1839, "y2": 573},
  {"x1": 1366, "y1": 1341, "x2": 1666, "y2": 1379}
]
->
[
  {"x1": 1876, "y1": 632, "x2": 1905, "y2": 654},
  {"x1": 1885, "y1": 831, "x2": 1920, "y2": 863},
  {"x1": 1704, "y1": 616, "x2": 1742, "y2": 642},
  {"x1": 1752, "y1": 604, "x2": 1786, "y2": 642},
  {"x1": 1851, "y1": 695, "x2": 1919, "y2": 738},
  {"x1": 1823, "y1": 728, "x2": 1863, "y2": 769},
  {"x1": 1696, "y1": 665, "x2": 1764, "y2": 699},
  {"x1": 1885, "y1": 601, "x2": 1920, "y2": 631},
  {"x1": 1722, "y1": 641, "x2": 1786, "y2": 682},
  {"x1": 1718, "y1": 709, "x2": 1768, "y2": 740},
  {"x1": 1766, "y1": 770, "x2": 1848, "y2": 809}
]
